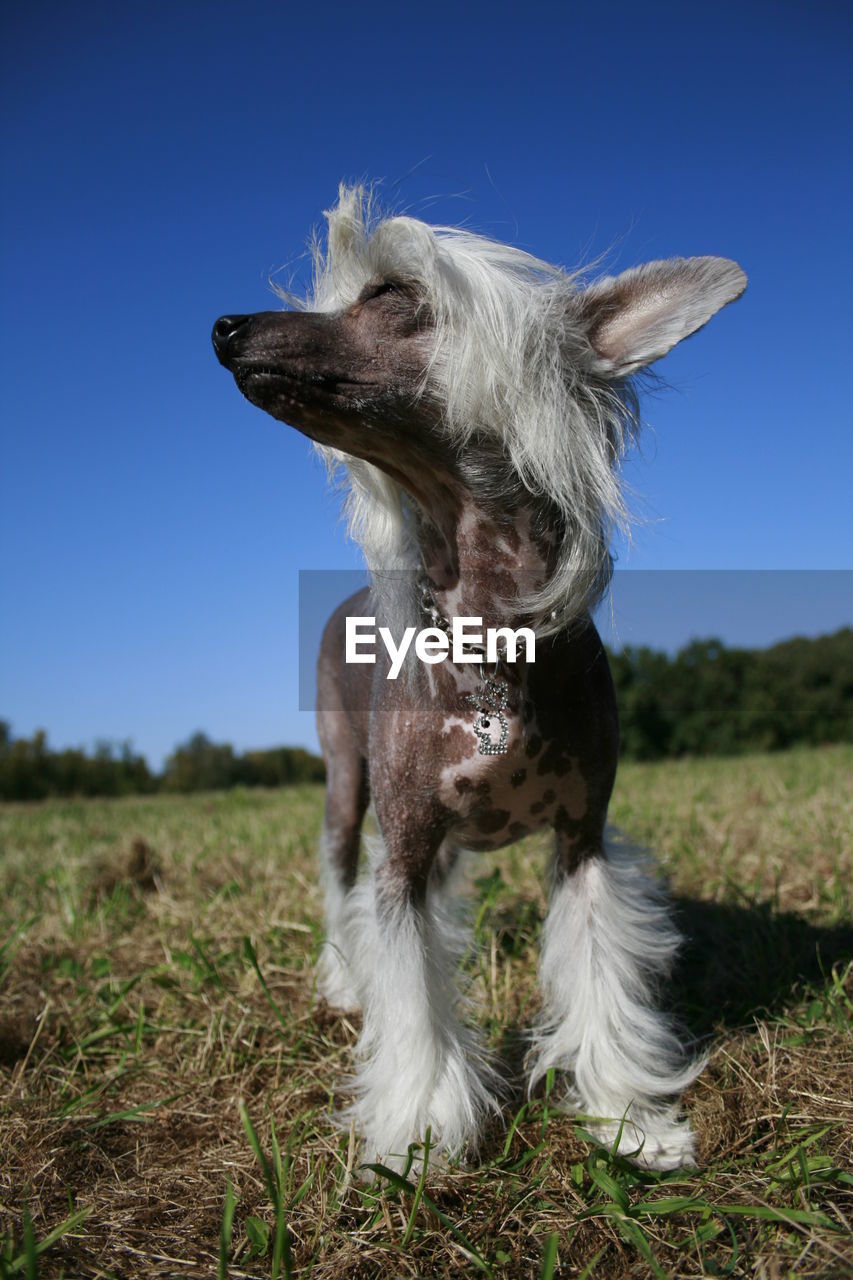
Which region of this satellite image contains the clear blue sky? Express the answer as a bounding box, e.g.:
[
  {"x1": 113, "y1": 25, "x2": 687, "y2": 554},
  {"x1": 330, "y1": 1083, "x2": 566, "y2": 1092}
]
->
[{"x1": 2, "y1": 0, "x2": 851, "y2": 768}]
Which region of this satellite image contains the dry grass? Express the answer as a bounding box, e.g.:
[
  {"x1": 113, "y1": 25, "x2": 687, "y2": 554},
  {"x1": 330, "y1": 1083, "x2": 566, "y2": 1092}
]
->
[{"x1": 1, "y1": 746, "x2": 851, "y2": 1278}]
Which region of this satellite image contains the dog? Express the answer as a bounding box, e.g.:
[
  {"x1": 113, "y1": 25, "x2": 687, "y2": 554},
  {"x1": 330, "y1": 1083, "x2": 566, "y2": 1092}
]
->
[{"x1": 212, "y1": 185, "x2": 746, "y2": 1171}]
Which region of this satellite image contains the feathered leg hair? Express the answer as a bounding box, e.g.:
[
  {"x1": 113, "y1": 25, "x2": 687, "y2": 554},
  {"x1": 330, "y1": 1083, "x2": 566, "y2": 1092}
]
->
[{"x1": 530, "y1": 837, "x2": 703, "y2": 1169}]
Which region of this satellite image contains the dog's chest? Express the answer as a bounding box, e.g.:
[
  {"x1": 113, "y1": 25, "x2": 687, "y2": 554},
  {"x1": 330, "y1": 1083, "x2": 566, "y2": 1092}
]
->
[{"x1": 434, "y1": 678, "x2": 588, "y2": 850}]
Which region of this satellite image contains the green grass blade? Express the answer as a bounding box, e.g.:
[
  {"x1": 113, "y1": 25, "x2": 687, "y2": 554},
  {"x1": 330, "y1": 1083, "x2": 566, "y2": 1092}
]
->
[
  {"x1": 401, "y1": 1128, "x2": 431, "y2": 1249},
  {"x1": 242, "y1": 936, "x2": 289, "y2": 1033},
  {"x1": 86, "y1": 1091, "x2": 184, "y2": 1131},
  {"x1": 22, "y1": 1209, "x2": 37, "y2": 1280},
  {"x1": 364, "y1": 1163, "x2": 492, "y2": 1275},
  {"x1": 577, "y1": 1245, "x2": 607, "y2": 1279},
  {"x1": 7, "y1": 1207, "x2": 92, "y2": 1276},
  {"x1": 615, "y1": 1218, "x2": 668, "y2": 1279},
  {"x1": 239, "y1": 1099, "x2": 277, "y2": 1204},
  {"x1": 586, "y1": 1164, "x2": 630, "y2": 1213},
  {"x1": 270, "y1": 1121, "x2": 293, "y2": 1280},
  {"x1": 271, "y1": 1197, "x2": 292, "y2": 1280},
  {"x1": 539, "y1": 1231, "x2": 559, "y2": 1280},
  {"x1": 218, "y1": 1180, "x2": 235, "y2": 1280},
  {"x1": 634, "y1": 1195, "x2": 708, "y2": 1215},
  {"x1": 498, "y1": 1099, "x2": 529, "y2": 1161},
  {"x1": 713, "y1": 1203, "x2": 841, "y2": 1229}
]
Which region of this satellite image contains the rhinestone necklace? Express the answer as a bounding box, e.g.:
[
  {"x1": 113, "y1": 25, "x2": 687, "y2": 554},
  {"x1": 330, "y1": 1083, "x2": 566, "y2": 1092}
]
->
[{"x1": 417, "y1": 576, "x2": 512, "y2": 756}]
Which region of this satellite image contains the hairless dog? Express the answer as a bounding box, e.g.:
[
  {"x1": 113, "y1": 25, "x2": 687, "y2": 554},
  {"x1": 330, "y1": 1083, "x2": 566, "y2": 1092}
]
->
[{"x1": 213, "y1": 185, "x2": 746, "y2": 1170}]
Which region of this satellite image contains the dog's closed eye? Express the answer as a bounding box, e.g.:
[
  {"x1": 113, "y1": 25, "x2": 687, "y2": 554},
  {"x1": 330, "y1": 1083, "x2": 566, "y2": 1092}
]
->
[
  {"x1": 358, "y1": 281, "x2": 399, "y2": 304},
  {"x1": 363, "y1": 280, "x2": 424, "y2": 305}
]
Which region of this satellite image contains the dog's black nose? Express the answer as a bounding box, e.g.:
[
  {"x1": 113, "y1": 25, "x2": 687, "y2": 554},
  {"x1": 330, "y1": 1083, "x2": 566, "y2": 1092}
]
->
[{"x1": 212, "y1": 314, "x2": 251, "y2": 363}]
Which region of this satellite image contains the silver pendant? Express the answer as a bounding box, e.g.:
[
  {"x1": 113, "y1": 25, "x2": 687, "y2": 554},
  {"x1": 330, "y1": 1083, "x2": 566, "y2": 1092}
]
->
[{"x1": 466, "y1": 678, "x2": 510, "y2": 755}]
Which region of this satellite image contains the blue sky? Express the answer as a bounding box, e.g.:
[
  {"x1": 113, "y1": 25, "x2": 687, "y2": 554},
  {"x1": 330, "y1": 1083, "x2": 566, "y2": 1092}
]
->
[{"x1": 2, "y1": 0, "x2": 851, "y2": 768}]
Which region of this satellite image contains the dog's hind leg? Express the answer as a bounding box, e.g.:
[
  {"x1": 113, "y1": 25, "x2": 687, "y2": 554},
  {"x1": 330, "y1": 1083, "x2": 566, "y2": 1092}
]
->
[
  {"x1": 344, "y1": 822, "x2": 501, "y2": 1170},
  {"x1": 529, "y1": 835, "x2": 704, "y2": 1170}
]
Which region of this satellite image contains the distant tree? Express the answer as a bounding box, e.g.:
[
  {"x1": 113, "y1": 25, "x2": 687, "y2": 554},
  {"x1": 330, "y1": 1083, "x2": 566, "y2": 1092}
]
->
[
  {"x1": 0, "y1": 723, "x2": 325, "y2": 801},
  {"x1": 0, "y1": 728, "x2": 50, "y2": 799},
  {"x1": 237, "y1": 745, "x2": 326, "y2": 786},
  {"x1": 162, "y1": 731, "x2": 237, "y2": 792},
  {"x1": 162, "y1": 735, "x2": 326, "y2": 791},
  {"x1": 608, "y1": 627, "x2": 853, "y2": 760},
  {"x1": 0, "y1": 726, "x2": 156, "y2": 800},
  {"x1": 608, "y1": 646, "x2": 674, "y2": 759}
]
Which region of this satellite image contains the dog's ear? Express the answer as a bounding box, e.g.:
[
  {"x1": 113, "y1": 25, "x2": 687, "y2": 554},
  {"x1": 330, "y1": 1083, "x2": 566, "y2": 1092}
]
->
[{"x1": 579, "y1": 257, "x2": 746, "y2": 378}]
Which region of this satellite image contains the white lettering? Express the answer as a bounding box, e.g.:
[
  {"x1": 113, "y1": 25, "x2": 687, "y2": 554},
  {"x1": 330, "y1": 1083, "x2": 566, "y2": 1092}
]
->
[
  {"x1": 452, "y1": 617, "x2": 483, "y2": 663},
  {"x1": 346, "y1": 617, "x2": 377, "y2": 663},
  {"x1": 343, "y1": 615, "x2": 536, "y2": 676},
  {"x1": 415, "y1": 627, "x2": 450, "y2": 664},
  {"x1": 487, "y1": 626, "x2": 536, "y2": 664},
  {"x1": 378, "y1": 626, "x2": 416, "y2": 680}
]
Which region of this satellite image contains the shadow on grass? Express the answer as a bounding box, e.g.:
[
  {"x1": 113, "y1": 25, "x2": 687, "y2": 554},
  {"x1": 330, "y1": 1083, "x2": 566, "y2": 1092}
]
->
[{"x1": 672, "y1": 894, "x2": 853, "y2": 1033}]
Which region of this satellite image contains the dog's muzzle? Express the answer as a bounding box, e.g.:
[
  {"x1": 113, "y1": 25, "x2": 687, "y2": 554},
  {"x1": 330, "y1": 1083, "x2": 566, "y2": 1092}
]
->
[{"x1": 212, "y1": 314, "x2": 252, "y2": 367}]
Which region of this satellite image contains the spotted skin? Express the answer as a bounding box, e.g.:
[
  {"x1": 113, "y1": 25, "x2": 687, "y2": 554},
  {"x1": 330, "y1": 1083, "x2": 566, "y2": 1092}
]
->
[{"x1": 317, "y1": 577, "x2": 618, "y2": 890}]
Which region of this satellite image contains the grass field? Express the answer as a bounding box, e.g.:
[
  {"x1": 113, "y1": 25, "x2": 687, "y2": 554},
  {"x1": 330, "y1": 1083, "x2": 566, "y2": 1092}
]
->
[{"x1": 1, "y1": 747, "x2": 851, "y2": 1278}]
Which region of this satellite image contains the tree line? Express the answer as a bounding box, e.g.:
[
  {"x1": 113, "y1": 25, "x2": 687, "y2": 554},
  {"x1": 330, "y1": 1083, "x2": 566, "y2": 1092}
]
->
[
  {"x1": 608, "y1": 628, "x2": 853, "y2": 759},
  {"x1": 2, "y1": 628, "x2": 851, "y2": 799},
  {"x1": 0, "y1": 727, "x2": 325, "y2": 801}
]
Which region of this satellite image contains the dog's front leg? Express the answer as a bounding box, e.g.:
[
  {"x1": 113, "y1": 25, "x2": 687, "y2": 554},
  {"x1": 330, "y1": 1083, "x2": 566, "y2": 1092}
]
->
[
  {"x1": 343, "y1": 816, "x2": 501, "y2": 1171},
  {"x1": 316, "y1": 810, "x2": 366, "y2": 1011},
  {"x1": 530, "y1": 835, "x2": 704, "y2": 1170},
  {"x1": 315, "y1": 607, "x2": 373, "y2": 1011},
  {"x1": 314, "y1": 741, "x2": 370, "y2": 1010}
]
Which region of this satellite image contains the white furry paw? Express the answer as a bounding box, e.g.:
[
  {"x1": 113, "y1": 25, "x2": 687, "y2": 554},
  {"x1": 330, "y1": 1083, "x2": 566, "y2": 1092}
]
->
[
  {"x1": 587, "y1": 1113, "x2": 697, "y2": 1171},
  {"x1": 349, "y1": 1036, "x2": 500, "y2": 1173}
]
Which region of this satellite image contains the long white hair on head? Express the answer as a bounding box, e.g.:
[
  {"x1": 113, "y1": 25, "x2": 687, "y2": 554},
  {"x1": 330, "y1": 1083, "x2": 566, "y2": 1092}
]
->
[{"x1": 294, "y1": 185, "x2": 745, "y2": 631}]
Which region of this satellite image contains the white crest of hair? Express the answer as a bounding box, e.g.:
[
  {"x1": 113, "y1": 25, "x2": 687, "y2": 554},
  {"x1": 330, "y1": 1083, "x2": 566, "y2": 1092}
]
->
[
  {"x1": 298, "y1": 184, "x2": 745, "y2": 633},
  {"x1": 336, "y1": 831, "x2": 502, "y2": 1171},
  {"x1": 304, "y1": 184, "x2": 636, "y2": 630},
  {"x1": 530, "y1": 837, "x2": 705, "y2": 1169}
]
